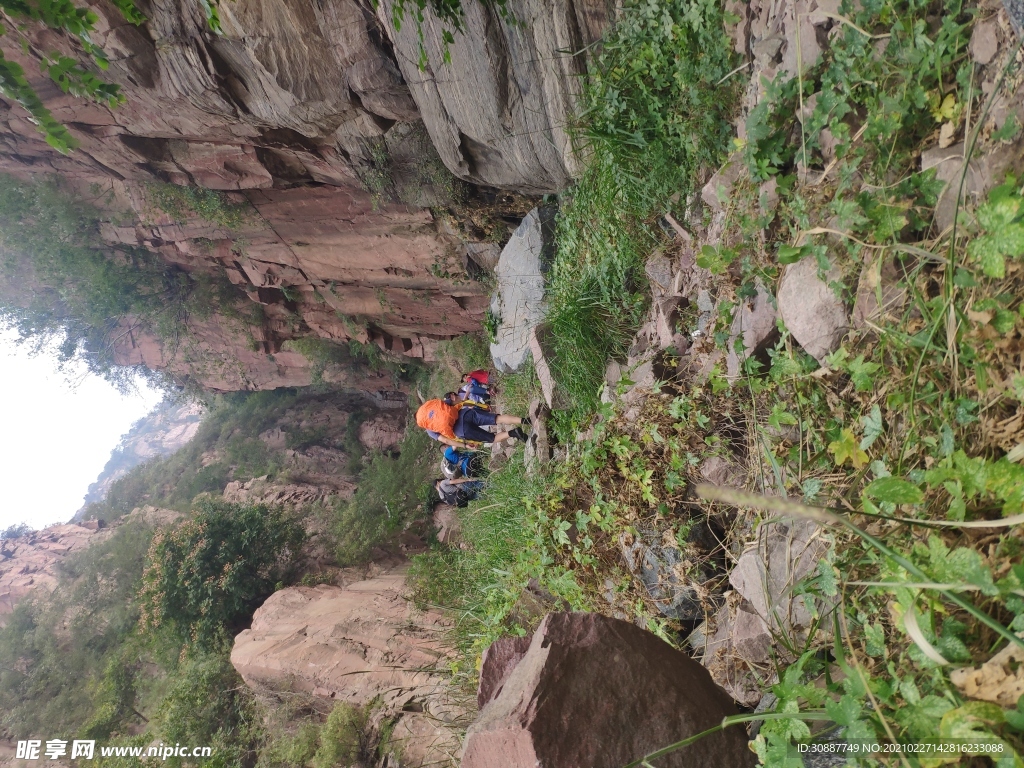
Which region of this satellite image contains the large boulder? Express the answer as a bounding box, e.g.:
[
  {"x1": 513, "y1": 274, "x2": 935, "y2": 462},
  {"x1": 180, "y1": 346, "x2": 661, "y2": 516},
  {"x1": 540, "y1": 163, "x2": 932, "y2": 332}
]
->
[
  {"x1": 231, "y1": 568, "x2": 464, "y2": 766},
  {"x1": 489, "y1": 208, "x2": 555, "y2": 371},
  {"x1": 462, "y1": 612, "x2": 755, "y2": 768}
]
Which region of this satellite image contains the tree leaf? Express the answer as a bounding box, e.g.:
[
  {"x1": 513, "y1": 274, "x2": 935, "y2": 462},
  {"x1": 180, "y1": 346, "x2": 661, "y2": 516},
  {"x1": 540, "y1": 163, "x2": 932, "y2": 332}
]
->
[{"x1": 860, "y1": 405, "x2": 883, "y2": 450}]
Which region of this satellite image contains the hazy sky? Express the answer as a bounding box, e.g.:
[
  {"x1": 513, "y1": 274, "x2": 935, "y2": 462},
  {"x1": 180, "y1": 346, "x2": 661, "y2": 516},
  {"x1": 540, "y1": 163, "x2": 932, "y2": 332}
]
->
[{"x1": 0, "y1": 330, "x2": 162, "y2": 531}]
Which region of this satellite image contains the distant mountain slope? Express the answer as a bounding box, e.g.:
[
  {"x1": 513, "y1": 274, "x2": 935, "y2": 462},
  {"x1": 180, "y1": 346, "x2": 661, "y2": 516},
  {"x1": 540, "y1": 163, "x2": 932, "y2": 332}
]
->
[{"x1": 74, "y1": 400, "x2": 204, "y2": 518}]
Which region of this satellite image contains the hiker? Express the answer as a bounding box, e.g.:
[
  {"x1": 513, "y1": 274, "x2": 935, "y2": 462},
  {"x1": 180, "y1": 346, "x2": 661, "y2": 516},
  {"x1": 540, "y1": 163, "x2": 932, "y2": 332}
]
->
[
  {"x1": 453, "y1": 377, "x2": 491, "y2": 405},
  {"x1": 416, "y1": 397, "x2": 529, "y2": 450},
  {"x1": 435, "y1": 477, "x2": 484, "y2": 508},
  {"x1": 441, "y1": 446, "x2": 485, "y2": 479}
]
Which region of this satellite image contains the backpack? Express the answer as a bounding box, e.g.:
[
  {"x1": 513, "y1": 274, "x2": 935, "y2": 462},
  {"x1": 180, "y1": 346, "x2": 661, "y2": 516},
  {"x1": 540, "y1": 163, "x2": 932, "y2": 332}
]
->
[
  {"x1": 437, "y1": 482, "x2": 470, "y2": 508},
  {"x1": 416, "y1": 399, "x2": 461, "y2": 439},
  {"x1": 443, "y1": 447, "x2": 482, "y2": 478},
  {"x1": 465, "y1": 369, "x2": 489, "y2": 386}
]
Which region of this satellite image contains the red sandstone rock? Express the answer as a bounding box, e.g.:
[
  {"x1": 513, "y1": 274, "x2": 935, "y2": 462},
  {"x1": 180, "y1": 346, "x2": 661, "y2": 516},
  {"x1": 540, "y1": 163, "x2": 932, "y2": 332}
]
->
[
  {"x1": 0, "y1": 524, "x2": 100, "y2": 618},
  {"x1": 476, "y1": 634, "x2": 533, "y2": 709},
  {"x1": 357, "y1": 414, "x2": 407, "y2": 451},
  {"x1": 231, "y1": 567, "x2": 465, "y2": 766},
  {"x1": 0, "y1": 508, "x2": 181, "y2": 621},
  {"x1": 462, "y1": 613, "x2": 755, "y2": 768}
]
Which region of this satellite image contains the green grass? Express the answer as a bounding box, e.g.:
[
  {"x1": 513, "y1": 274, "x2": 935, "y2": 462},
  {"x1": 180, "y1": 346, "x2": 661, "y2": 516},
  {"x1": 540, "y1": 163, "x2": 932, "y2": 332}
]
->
[
  {"x1": 415, "y1": 0, "x2": 1024, "y2": 760},
  {"x1": 331, "y1": 426, "x2": 438, "y2": 565},
  {"x1": 147, "y1": 183, "x2": 253, "y2": 230},
  {"x1": 410, "y1": 454, "x2": 561, "y2": 674},
  {"x1": 543, "y1": 0, "x2": 740, "y2": 433}
]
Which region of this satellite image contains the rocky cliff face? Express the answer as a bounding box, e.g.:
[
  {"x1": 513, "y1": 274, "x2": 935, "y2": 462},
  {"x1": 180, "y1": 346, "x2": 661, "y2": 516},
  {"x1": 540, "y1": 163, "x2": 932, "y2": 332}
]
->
[
  {"x1": 0, "y1": 0, "x2": 611, "y2": 390},
  {"x1": 0, "y1": 524, "x2": 103, "y2": 620},
  {"x1": 76, "y1": 399, "x2": 205, "y2": 516},
  {"x1": 231, "y1": 565, "x2": 466, "y2": 766},
  {"x1": 0, "y1": 507, "x2": 181, "y2": 622}
]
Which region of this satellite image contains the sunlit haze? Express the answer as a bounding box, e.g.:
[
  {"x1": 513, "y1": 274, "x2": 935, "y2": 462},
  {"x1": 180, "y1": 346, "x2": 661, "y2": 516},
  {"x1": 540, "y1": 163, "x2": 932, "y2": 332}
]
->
[{"x1": 0, "y1": 330, "x2": 163, "y2": 531}]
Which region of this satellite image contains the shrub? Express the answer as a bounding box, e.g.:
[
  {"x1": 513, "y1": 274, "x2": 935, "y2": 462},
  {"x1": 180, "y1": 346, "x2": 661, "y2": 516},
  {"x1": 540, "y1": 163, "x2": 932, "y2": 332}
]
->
[
  {"x1": 0, "y1": 518, "x2": 155, "y2": 737},
  {"x1": 0, "y1": 175, "x2": 249, "y2": 388},
  {"x1": 139, "y1": 498, "x2": 305, "y2": 649},
  {"x1": 311, "y1": 704, "x2": 365, "y2": 768},
  {"x1": 332, "y1": 427, "x2": 436, "y2": 565},
  {"x1": 157, "y1": 652, "x2": 263, "y2": 768},
  {"x1": 0, "y1": 522, "x2": 31, "y2": 539}
]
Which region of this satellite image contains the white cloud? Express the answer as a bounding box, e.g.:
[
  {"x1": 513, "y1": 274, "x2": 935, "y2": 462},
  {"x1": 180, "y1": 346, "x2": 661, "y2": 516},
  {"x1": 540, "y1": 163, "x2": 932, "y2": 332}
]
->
[{"x1": 0, "y1": 330, "x2": 162, "y2": 531}]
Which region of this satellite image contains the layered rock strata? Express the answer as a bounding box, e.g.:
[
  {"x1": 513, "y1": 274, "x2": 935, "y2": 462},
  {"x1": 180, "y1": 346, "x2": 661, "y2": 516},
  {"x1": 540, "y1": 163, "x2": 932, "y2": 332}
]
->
[
  {"x1": 231, "y1": 567, "x2": 465, "y2": 766},
  {"x1": 0, "y1": 0, "x2": 613, "y2": 391}
]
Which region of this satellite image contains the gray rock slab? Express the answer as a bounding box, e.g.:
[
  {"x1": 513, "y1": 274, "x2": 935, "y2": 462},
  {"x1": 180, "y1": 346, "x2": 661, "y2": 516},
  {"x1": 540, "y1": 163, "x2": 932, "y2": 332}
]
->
[{"x1": 489, "y1": 208, "x2": 552, "y2": 371}]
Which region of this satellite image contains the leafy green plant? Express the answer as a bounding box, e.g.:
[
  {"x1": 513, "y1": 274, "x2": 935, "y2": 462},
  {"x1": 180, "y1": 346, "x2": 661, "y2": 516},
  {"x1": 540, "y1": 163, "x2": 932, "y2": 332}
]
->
[
  {"x1": 0, "y1": 0, "x2": 144, "y2": 151},
  {"x1": 139, "y1": 498, "x2": 305, "y2": 650},
  {"x1": 147, "y1": 183, "x2": 253, "y2": 230},
  {"x1": 483, "y1": 306, "x2": 500, "y2": 343}
]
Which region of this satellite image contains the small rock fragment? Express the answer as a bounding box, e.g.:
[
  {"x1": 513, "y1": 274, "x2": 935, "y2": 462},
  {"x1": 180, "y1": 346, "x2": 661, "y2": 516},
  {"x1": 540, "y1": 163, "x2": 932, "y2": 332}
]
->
[
  {"x1": 701, "y1": 152, "x2": 746, "y2": 213},
  {"x1": 477, "y1": 634, "x2": 533, "y2": 708},
  {"x1": 852, "y1": 256, "x2": 907, "y2": 329},
  {"x1": 725, "y1": 280, "x2": 779, "y2": 378},
  {"x1": 970, "y1": 18, "x2": 1000, "y2": 64},
  {"x1": 777, "y1": 256, "x2": 849, "y2": 363}
]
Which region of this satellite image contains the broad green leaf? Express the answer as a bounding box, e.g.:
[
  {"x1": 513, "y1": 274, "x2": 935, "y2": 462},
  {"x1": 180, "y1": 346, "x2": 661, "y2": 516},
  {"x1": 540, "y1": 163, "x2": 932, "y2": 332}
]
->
[
  {"x1": 864, "y1": 621, "x2": 886, "y2": 657},
  {"x1": 969, "y1": 235, "x2": 1006, "y2": 278},
  {"x1": 863, "y1": 477, "x2": 924, "y2": 504},
  {"x1": 825, "y1": 695, "x2": 863, "y2": 726},
  {"x1": 860, "y1": 405, "x2": 883, "y2": 450},
  {"x1": 846, "y1": 355, "x2": 881, "y2": 391},
  {"x1": 940, "y1": 701, "x2": 1004, "y2": 742},
  {"x1": 777, "y1": 244, "x2": 809, "y2": 264},
  {"x1": 896, "y1": 695, "x2": 954, "y2": 738}
]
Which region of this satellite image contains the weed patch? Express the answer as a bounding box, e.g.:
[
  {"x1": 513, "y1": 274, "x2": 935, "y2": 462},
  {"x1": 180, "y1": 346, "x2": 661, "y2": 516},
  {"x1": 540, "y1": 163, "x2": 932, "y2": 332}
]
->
[{"x1": 544, "y1": 0, "x2": 740, "y2": 431}]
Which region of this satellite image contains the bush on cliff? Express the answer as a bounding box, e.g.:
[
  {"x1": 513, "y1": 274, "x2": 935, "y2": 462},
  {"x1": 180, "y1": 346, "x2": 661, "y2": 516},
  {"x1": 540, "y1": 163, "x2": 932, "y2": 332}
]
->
[
  {"x1": 139, "y1": 498, "x2": 305, "y2": 650},
  {"x1": 0, "y1": 174, "x2": 248, "y2": 389}
]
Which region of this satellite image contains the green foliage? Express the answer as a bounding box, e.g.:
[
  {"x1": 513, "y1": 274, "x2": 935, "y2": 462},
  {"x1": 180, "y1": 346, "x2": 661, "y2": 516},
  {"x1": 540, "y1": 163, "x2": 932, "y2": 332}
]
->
[
  {"x1": 284, "y1": 337, "x2": 415, "y2": 388},
  {"x1": 157, "y1": 653, "x2": 263, "y2": 768},
  {"x1": 0, "y1": 518, "x2": 155, "y2": 737},
  {"x1": 332, "y1": 427, "x2": 436, "y2": 565},
  {"x1": 139, "y1": 498, "x2": 305, "y2": 650},
  {"x1": 411, "y1": 454, "x2": 547, "y2": 662},
  {"x1": 0, "y1": 0, "x2": 143, "y2": 151},
  {"x1": 388, "y1": 0, "x2": 512, "y2": 67},
  {"x1": 545, "y1": 0, "x2": 738, "y2": 428},
  {"x1": 967, "y1": 180, "x2": 1024, "y2": 278},
  {"x1": 0, "y1": 175, "x2": 250, "y2": 388},
  {"x1": 582, "y1": 0, "x2": 739, "y2": 203},
  {"x1": 311, "y1": 704, "x2": 365, "y2": 768},
  {"x1": 0, "y1": 522, "x2": 31, "y2": 539},
  {"x1": 147, "y1": 183, "x2": 253, "y2": 231},
  {"x1": 258, "y1": 703, "x2": 368, "y2": 768}
]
